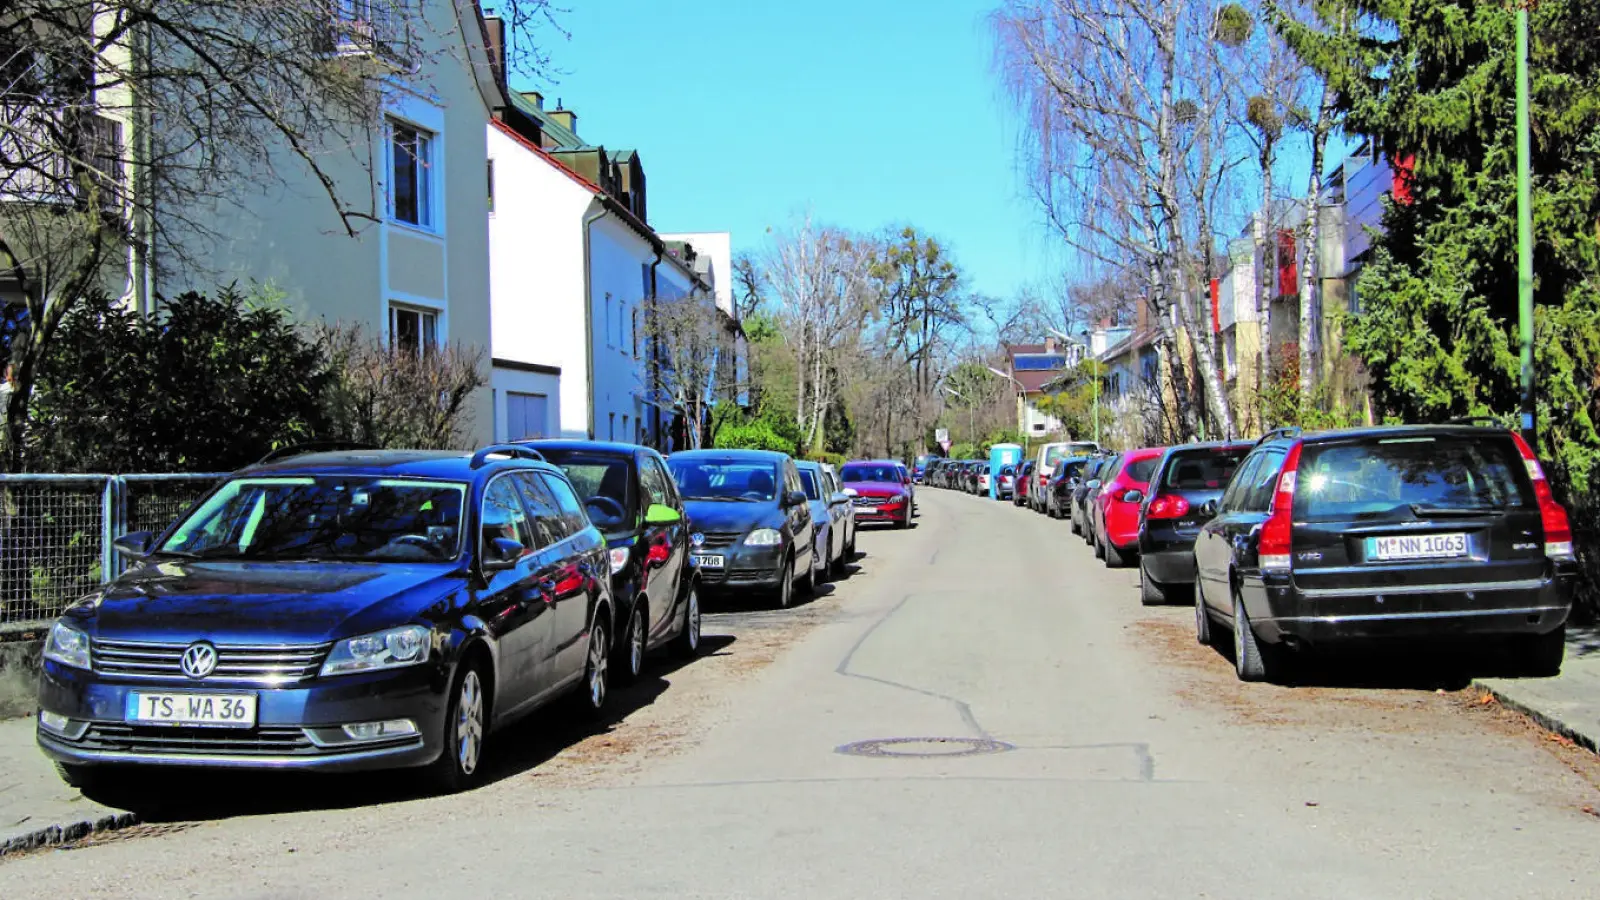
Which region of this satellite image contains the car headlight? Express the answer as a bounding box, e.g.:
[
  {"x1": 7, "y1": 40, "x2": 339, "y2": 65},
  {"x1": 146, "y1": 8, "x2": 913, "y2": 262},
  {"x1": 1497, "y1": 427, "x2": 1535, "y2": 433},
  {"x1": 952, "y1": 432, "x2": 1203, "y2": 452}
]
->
[
  {"x1": 42, "y1": 621, "x2": 91, "y2": 670},
  {"x1": 745, "y1": 528, "x2": 783, "y2": 546},
  {"x1": 320, "y1": 625, "x2": 432, "y2": 677}
]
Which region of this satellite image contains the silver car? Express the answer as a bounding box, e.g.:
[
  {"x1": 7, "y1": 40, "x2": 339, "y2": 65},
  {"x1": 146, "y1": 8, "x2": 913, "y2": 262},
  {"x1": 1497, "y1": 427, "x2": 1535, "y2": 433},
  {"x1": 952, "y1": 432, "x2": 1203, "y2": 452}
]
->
[{"x1": 795, "y1": 460, "x2": 857, "y2": 581}]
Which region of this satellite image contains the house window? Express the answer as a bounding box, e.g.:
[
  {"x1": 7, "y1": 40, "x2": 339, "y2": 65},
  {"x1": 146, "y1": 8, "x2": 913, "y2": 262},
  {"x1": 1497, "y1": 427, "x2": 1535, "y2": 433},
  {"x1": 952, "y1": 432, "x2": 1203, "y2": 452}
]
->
[
  {"x1": 390, "y1": 303, "x2": 438, "y2": 355},
  {"x1": 486, "y1": 159, "x2": 495, "y2": 215},
  {"x1": 631, "y1": 308, "x2": 640, "y2": 359},
  {"x1": 389, "y1": 120, "x2": 433, "y2": 228}
]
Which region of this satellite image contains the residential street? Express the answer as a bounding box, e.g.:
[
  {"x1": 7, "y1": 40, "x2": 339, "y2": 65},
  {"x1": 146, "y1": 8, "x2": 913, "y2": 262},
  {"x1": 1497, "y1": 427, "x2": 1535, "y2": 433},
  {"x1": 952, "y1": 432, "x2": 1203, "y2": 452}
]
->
[{"x1": 2, "y1": 489, "x2": 1598, "y2": 898}]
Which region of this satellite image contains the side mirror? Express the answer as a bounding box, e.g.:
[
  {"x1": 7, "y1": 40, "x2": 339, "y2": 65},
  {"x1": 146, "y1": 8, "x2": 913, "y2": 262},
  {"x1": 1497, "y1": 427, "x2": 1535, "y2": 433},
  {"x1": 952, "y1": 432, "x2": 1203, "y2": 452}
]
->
[
  {"x1": 113, "y1": 531, "x2": 155, "y2": 559},
  {"x1": 644, "y1": 503, "x2": 682, "y2": 526},
  {"x1": 1123, "y1": 489, "x2": 1145, "y2": 505},
  {"x1": 843, "y1": 488, "x2": 859, "y2": 498},
  {"x1": 830, "y1": 492, "x2": 849, "y2": 506},
  {"x1": 1086, "y1": 479, "x2": 1102, "y2": 490},
  {"x1": 784, "y1": 490, "x2": 807, "y2": 508},
  {"x1": 482, "y1": 537, "x2": 525, "y2": 571},
  {"x1": 1200, "y1": 500, "x2": 1219, "y2": 518}
]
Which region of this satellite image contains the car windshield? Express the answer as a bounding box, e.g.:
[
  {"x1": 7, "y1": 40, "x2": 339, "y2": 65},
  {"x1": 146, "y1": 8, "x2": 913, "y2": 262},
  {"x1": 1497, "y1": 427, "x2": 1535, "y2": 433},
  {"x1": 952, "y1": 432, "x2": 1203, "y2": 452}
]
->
[
  {"x1": 669, "y1": 459, "x2": 779, "y2": 502},
  {"x1": 1165, "y1": 448, "x2": 1249, "y2": 490},
  {"x1": 159, "y1": 477, "x2": 466, "y2": 562},
  {"x1": 1293, "y1": 436, "x2": 1535, "y2": 520},
  {"x1": 798, "y1": 469, "x2": 822, "y2": 501},
  {"x1": 1126, "y1": 457, "x2": 1160, "y2": 484},
  {"x1": 1042, "y1": 446, "x2": 1068, "y2": 468},
  {"x1": 841, "y1": 464, "x2": 900, "y2": 483},
  {"x1": 541, "y1": 451, "x2": 636, "y2": 531}
]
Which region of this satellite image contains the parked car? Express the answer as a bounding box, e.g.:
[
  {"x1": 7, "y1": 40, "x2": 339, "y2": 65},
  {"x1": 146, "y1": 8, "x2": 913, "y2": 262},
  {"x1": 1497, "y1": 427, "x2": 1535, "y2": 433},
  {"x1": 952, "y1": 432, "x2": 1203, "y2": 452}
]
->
[
  {"x1": 1091, "y1": 448, "x2": 1165, "y2": 567},
  {"x1": 1045, "y1": 456, "x2": 1092, "y2": 519},
  {"x1": 913, "y1": 454, "x2": 937, "y2": 484},
  {"x1": 841, "y1": 459, "x2": 913, "y2": 529},
  {"x1": 1194, "y1": 425, "x2": 1577, "y2": 683},
  {"x1": 1013, "y1": 460, "x2": 1037, "y2": 507},
  {"x1": 996, "y1": 464, "x2": 1018, "y2": 501},
  {"x1": 1035, "y1": 440, "x2": 1102, "y2": 504},
  {"x1": 795, "y1": 460, "x2": 857, "y2": 579},
  {"x1": 667, "y1": 450, "x2": 817, "y2": 609},
  {"x1": 522, "y1": 440, "x2": 701, "y2": 681},
  {"x1": 37, "y1": 445, "x2": 615, "y2": 793},
  {"x1": 896, "y1": 461, "x2": 917, "y2": 512},
  {"x1": 1074, "y1": 454, "x2": 1118, "y2": 540},
  {"x1": 1135, "y1": 441, "x2": 1252, "y2": 607}
]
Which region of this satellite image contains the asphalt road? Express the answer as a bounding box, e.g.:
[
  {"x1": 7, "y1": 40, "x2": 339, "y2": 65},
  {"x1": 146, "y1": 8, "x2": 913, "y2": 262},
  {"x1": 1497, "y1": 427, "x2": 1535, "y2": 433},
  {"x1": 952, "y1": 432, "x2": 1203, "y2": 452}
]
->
[{"x1": 2, "y1": 488, "x2": 1598, "y2": 898}]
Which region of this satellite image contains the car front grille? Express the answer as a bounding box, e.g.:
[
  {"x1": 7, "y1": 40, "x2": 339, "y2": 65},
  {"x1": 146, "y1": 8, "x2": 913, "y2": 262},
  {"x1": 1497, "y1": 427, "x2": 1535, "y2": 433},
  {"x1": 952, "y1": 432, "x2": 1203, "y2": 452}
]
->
[
  {"x1": 852, "y1": 496, "x2": 883, "y2": 507},
  {"x1": 76, "y1": 724, "x2": 318, "y2": 756},
  {"x1": 694, "y1": 531, "x2": 742, "y2": 550},
  {"x1": 92, "y1": 639, "x2": 331, "y2": 684}
]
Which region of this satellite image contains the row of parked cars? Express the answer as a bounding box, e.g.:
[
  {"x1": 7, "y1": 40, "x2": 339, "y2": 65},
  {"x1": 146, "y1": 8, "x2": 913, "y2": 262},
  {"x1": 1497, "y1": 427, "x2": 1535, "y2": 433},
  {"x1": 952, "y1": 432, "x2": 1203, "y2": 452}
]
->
[
  {"x1": 963, "y1": 424, "x2": 1577, "y2": 684},
  {"x1": 34, "y1": 442, "x2": 919, "y2": 794}
]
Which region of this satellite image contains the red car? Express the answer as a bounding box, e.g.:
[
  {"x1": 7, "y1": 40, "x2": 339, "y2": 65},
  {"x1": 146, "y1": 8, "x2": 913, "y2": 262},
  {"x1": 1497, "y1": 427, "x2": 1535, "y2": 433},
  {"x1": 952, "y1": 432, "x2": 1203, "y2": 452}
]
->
[
  {"x1": 1091, "y1": 447, "x2": 1165, "y2": 567},
  {"x1": 840, "y1": 459, "x2": 913, "y2": 528}
]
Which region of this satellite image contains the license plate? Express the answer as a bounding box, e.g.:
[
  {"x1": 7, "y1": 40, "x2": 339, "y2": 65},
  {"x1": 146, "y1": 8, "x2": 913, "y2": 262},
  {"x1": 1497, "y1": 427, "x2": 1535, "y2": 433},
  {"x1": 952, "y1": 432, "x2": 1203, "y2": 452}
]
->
[
  {"x1": 1368, "y1": 533, "x2": 1468, "y2": 562},
  {"x1": 126, "y1": 692, "x2": 257, "y2": 728},
  {"x1": 692, "y1": 554, "x2": 725, "y2": 569}
]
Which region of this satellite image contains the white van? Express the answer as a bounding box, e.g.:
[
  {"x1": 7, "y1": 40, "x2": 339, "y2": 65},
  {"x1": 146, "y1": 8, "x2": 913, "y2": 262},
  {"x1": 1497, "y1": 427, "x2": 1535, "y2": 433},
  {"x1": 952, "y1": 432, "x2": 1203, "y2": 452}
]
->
[{"x1": 1035, "y1": 441, "x2": 1101, "y2": 481}]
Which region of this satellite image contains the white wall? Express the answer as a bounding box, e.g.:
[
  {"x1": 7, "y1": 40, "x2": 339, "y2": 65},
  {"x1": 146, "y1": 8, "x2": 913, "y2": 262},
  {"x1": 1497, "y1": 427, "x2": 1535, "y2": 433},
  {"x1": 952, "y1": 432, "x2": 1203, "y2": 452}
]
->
[
  {"x1": 589, "y1": 214, "x2": 655, "y2": 444},
  {"x1": 486, "y1": 124, "x2": 593, "y2": 438}
]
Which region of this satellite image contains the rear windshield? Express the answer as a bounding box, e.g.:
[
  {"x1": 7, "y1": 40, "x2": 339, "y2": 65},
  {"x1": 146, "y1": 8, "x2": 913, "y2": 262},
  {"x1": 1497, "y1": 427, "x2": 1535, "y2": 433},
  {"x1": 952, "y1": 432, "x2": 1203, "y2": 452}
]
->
[
  {"x1": 1292, "y1": 436, "x2": 1535, "y2": 520},
  {"x1": 1164, "y1": 448, "x2": 1249, "y2": 490},
  {"x1": 1124, "y1": 457, "x2": 1160, "y2": 484}
]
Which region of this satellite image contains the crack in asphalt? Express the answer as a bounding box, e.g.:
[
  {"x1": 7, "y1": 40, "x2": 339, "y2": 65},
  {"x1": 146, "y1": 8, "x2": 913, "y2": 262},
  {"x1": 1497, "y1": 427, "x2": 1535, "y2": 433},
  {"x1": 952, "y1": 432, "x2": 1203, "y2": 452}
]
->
[{"x1": 834, "y1": 592, "x2": 990, "y2": 739}]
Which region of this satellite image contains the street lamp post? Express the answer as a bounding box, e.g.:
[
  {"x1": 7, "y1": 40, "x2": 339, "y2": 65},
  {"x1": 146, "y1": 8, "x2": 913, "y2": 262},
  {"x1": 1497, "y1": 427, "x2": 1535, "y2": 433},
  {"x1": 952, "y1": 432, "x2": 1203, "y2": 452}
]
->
[
  {"x1": 942, "y1": 386, "x2": 976, "y2": 446},
  {"x1": 1515, "y1": 3, "x2": 1536, "y2": 447},
  {"x1": 1048, "y1": 329, "x2": 1099, "y2": 446}
]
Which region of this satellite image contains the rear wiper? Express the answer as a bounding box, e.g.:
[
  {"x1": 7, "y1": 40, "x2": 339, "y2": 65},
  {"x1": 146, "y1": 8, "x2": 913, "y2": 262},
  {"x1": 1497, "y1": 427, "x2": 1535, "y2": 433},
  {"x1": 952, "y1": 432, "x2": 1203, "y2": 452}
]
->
[{"x1": 1410, "y1": 504, "x2": 1504, "y2": 518}]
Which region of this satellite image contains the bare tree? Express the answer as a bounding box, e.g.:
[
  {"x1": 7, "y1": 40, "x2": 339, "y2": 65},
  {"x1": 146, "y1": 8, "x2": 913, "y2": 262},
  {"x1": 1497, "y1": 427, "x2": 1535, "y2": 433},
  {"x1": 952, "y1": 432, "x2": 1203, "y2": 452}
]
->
[
  {"x1": 0, "y1": 0, "x2": 557, "y2": 466},
  {"x1": 995, "y1": 0, "x2": 1240, "y2": 440},
  {"x1": 643, "y1": 293, "x2": 745, "y2": 449},
  {"x1": 316, "y1": 323, "x2": 487, "y2": 450}
]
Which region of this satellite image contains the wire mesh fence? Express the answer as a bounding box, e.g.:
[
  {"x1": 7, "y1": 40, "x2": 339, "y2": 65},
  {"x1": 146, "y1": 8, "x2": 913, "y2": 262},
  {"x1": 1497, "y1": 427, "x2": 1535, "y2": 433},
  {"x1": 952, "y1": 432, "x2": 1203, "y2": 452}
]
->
[{"x1": 0, "y1": 474, "x2": 223, "y2": 633}]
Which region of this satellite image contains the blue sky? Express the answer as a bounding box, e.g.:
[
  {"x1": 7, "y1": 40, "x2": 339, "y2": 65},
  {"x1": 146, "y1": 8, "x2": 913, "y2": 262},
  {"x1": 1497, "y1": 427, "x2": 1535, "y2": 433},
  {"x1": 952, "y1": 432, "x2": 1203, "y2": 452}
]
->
[{"x1": 508, "y1": 0, "x2": 1053, "y2": 301}]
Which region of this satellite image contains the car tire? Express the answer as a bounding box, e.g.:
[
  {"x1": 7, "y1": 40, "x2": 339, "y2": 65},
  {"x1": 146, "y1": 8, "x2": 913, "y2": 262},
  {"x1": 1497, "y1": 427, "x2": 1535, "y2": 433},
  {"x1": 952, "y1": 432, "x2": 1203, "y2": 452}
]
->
[
  {"x1": 427, "y1": 657, "x2": 489, "y2": 794},
  {"x1": 798, "y1": 551, "x2": 817, "y2": 595},
  {"x1": 619, "y1": 602, "x2": 647, "y2": 685},
  {"x1": 1070, "y1": 514, "x2": 1081, "y2": 535},
  {"x1": 844, "y1": 529, "x2": 856, "y2": 559},
  {"x1": 1232, "y1": 592, "x2": 1281, "y2": 683},
  {"x1": 775, "y1": 557, "x2": 795, "y2": 609},
  {"x1": 817, "y1": 540, "x2": 833, "y2": 584},
  {"x1": 1093, "y1": 532, "x2": 1106, "y2": 559},
  {"x1": 1139, "y1": 564, "x2": 1166, "y2": 606},
  {"x1": 577, "y1": 614, "x2": 611, "y2": 719},
  {"x1": 831, "y1": 540, "x2": 846, "y2": 576},
  {"x1": 1104, "y1": 538, "x2": 1127, "y2": 569},
  {"x1": 672, "y1": 582, "x2": 702, "y2": 659},
  {"x1": 1517, "y1": 624, "x2": 1566, "y2": 677},
  {"x1": 1194, "y1": 579, "x2": 1214, "y2": 646}
]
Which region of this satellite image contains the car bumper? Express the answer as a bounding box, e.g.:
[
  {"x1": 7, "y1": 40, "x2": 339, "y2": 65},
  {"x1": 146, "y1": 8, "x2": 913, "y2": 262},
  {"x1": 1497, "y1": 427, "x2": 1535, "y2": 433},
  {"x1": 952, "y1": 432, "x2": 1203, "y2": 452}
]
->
[
  {"x1": 854, "y1": 504, "x2": 909, "y2": 523},
  {"x1": 696, "y1": 544, "x2": 788, "y2": 591},
  {"x1": 35, "y1": 660, "x2": 446, "y2": 772},
  {"x1": 1252, "y1": 574, "x2": 1575, "y2": 644}
]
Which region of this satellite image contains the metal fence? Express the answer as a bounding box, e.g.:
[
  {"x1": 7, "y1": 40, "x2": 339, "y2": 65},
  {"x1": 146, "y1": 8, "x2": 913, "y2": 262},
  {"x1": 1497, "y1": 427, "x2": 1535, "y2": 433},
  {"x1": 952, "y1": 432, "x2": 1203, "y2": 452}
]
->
[{"x1": 0, "y1": 473, "x2": 225, "y2": 633}]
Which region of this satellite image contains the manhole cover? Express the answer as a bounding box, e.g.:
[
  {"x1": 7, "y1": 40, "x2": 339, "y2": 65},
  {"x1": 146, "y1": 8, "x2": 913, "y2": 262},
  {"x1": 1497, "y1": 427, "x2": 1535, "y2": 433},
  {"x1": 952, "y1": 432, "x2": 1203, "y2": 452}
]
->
[{"x1": 835, "y1": 737, "x2": 1016, "y2": 758}]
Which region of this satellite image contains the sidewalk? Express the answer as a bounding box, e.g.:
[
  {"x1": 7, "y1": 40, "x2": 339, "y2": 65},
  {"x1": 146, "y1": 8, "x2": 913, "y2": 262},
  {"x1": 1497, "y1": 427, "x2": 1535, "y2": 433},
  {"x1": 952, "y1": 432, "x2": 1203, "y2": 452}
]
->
[
  {"x1": 1474, "y1": 623, "x2": 1600, "y2": 754},
  {"x1": 0, "y1": 715, "x2": 133, "y2": 853}
]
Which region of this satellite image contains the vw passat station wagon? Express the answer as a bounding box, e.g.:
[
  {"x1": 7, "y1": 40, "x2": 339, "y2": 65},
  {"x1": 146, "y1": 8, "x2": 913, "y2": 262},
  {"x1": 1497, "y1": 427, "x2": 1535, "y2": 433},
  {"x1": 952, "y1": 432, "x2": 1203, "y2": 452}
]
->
[{"x1": 37, "y1": 445, "x2": 616, "y2": 793}]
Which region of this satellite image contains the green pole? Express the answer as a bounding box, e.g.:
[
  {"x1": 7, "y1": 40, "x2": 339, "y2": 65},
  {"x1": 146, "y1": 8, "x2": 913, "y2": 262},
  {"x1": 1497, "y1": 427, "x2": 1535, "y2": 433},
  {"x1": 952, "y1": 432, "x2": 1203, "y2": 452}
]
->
[
  {"x1": 1516, "y1": 5, "x2": 1536, "y2": 446},
  {"x1": 1093, "y1": 363, "x2": 1101, "y2": 445}
]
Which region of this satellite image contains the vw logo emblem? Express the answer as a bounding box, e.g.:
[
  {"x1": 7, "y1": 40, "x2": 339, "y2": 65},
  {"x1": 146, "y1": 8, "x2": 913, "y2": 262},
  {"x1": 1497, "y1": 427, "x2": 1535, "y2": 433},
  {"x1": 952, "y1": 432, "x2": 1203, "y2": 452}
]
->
[
  {"x1": 691, "y1": 533, "x2": 705, "y2": 547},
  {"x1": 180, "y1": 642, "x2": 218, "y2": 679}
]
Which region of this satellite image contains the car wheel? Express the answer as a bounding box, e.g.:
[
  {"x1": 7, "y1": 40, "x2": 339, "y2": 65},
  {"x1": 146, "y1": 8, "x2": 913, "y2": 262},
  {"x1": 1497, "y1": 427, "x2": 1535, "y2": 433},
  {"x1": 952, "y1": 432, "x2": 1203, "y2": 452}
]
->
[
  {"x1": 845, "y1": 528, "x2": 856, "y2": 559},
  {"x1": 831, "y1": 539, "x2": 846, "y2": 576},
  {"x1": 1232, "y1": 592, "x2": 1279, "y2": 683},
  {"x1": 1070, "y1": 514, "x2": 1081, "y2": 535},
  {"x1": 578, "y1": 615, "x2": 611, "y2": 718},
  {"x1": 427, "y1": 659, "x2": 488, "y2": 794},
  {"x1": 775, "y1": 557, "x2": 795, "y2": 609},
  {"x1": 1517, "y1": 624, "x2": 1565, "y2": 677},
  {"x1": 1093, "y1": 532, "x2": 1105, "y2": 559},
  {"x1": 620, "y1": 602, "x2": 646, "y2": 685},
  {"x1": 1139, "y1": 564, "x2": 1166, "y2": 606},
  {"x1": 672, "y1": 583, "x2": 702, "y2": 659},
  {"x1": 1194, "y1": 579, "x2": 1213, "y2": 646},
  {"x1": 798, "y1": 550, "x2": 817, "y2": 595},
  {"x1": 817, "y1": 539, "x2": 832, "y2": 584}
]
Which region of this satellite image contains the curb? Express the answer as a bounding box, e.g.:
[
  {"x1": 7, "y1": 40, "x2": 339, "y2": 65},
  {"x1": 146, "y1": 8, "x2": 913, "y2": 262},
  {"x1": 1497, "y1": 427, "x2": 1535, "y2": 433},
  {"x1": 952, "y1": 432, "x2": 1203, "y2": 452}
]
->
[
  {"x1": 1471, "y1": 678, "x2": 1599, "y2": 757},
  {"x1": 0, "y1": 812, "x2": 141, "y2": 859}
]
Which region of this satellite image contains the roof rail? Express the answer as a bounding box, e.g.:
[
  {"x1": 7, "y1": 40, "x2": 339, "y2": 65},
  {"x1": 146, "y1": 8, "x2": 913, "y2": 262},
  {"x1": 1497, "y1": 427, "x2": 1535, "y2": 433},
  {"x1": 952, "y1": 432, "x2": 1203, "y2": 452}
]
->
[
  {"x1": 1446, "y1": 415, "x2": 1504, "y2": 428},
  {"x1": 255, "y1": 441, "x2": 379, "y2": 465},
  {"x1": 1254, "y1": 426, "x2": 1303, "y2": 447},
  {"x1": 470, "y1": 444, "x2": 546, "y2": 469}
]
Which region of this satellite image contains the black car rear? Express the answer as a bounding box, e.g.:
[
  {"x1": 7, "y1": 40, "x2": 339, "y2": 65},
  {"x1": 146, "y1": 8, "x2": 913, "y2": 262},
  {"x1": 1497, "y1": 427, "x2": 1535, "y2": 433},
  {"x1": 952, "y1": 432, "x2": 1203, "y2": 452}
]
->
[
  {"x1": 1137, "y1": 442, "x2": 1251, "y2": 604},
  {"x1": 1194, "y1": 425, "x2": 1577, "y2": 683},
  {"x1": 1046, "y1": 457, "x2": 1090, "y2": 518}
]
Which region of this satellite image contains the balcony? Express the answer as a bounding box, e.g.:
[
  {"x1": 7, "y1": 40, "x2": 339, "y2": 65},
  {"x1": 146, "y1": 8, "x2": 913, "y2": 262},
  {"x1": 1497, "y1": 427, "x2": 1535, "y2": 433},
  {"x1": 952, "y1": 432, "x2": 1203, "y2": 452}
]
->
[
  {"x1": 320, "y1": 0, "x2": 413, "y2": 70},
  {"x1": 0, "y1": 103, "x2": 124, "y2": 209}
]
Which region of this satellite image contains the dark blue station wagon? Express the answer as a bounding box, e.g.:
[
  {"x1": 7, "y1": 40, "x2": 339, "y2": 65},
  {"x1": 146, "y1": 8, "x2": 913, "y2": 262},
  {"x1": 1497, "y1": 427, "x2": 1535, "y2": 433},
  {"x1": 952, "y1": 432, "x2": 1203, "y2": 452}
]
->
[{"x1": 36, "y1": 445, "x2": 616, "y2": 793}]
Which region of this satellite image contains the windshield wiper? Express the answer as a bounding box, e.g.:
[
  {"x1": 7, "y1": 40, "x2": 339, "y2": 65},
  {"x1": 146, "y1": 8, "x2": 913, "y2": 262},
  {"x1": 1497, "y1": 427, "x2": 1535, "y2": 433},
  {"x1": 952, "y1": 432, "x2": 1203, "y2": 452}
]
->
[
  {"x1": 682, "y1": 495, "x2": 756, "y2": 502},
  {"x1": 1410, "y1": 504, "x2": 1504, "y2": 518}
]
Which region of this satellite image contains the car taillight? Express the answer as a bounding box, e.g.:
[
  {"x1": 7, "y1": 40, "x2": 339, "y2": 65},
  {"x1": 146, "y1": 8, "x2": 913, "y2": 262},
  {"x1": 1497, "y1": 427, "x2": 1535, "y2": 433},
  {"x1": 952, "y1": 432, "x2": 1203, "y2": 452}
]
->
[
  {"x1": 1146, "y1": 494, "x2": 1190, "y2": 519},
  {"x1": 1512, "y1": 432, "x2": 1575, "y2": 561},
  {"x1": 1258, "y1": 442, "x2": 1303, "y2": 572}
]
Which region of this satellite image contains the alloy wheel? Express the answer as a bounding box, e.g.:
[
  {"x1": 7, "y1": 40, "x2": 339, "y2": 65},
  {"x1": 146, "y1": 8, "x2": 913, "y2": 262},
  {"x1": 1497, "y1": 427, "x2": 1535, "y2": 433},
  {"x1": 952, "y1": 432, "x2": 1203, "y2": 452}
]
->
[
  {"x1": 456, "y1": 669, "x2": 484, "y2": 776},
  {"x1": 685, "y1": 588, "x2": 701, "y2": 651},
  {"x1": 627, "y1": 606, "x2": 645, "y2": 679},
  {"x1": 587, "y1": 621, "x2": 610, "y2": 710}
]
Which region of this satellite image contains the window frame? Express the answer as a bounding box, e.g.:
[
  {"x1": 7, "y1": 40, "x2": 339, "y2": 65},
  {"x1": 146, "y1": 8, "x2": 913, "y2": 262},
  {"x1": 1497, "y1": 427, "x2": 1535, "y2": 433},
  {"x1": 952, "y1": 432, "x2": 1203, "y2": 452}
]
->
[
  {"x1": 480, "y1": 474, "x2": 537, "y2": 559},
  {"x1": 389, "y1": 301, "x2": 439, "y2": 356},
  {"x1": 387, "y1": 118, "x2": 435, "y2": 230}
]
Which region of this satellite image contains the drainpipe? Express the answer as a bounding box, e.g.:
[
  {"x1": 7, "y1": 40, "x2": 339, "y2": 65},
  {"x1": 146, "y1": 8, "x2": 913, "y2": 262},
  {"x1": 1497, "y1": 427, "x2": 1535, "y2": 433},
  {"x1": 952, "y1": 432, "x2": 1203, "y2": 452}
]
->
[
  {"x1": 130, "y1": 18, "x2": 155, "y2": 315},
  {"x1": 649, "y1": 247, "x2": 662, "y2": 447},
  {"x1": 581, "y1": 203, "x2": 610, "y2": 439}
]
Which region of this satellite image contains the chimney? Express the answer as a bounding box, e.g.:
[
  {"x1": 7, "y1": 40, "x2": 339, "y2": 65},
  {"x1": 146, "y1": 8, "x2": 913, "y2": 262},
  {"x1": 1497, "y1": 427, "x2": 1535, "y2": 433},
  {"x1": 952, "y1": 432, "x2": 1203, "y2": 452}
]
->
[
  {"x1": 520, "y1": 90, "x2": 544, "y2": 110},
  {"x1": 550, "y1": 102, "x2": 578, "y2": 135}
]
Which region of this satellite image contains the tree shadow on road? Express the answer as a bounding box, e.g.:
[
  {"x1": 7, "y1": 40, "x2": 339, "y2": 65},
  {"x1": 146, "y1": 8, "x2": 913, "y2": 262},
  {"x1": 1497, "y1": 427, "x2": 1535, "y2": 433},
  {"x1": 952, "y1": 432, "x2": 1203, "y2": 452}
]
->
[{"x1": 77, "y1": 635, "x2": 738, "y2": 822}]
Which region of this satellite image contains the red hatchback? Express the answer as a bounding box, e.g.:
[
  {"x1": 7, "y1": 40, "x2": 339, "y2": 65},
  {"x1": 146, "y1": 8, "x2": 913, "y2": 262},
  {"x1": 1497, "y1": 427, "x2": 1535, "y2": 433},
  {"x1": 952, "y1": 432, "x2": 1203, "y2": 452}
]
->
[{"x1": 1092, "y1": 447, "x2": 1165, "y2": 567}]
